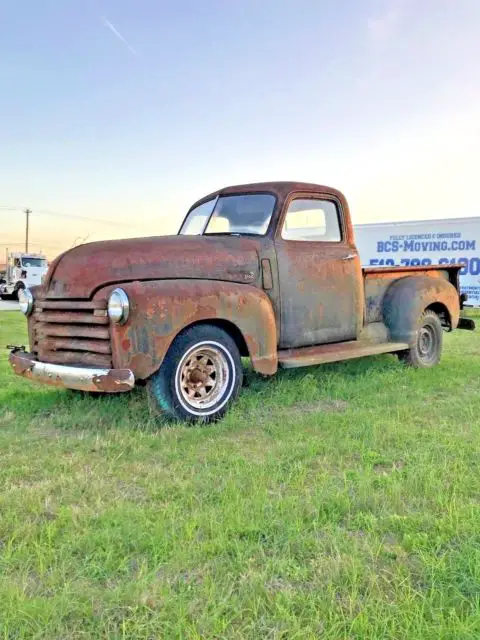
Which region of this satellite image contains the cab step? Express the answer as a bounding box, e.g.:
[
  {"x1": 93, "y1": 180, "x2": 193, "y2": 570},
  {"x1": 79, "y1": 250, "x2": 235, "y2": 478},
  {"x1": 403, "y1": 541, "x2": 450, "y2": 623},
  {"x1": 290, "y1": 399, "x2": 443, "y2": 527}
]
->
[{"x1": 277, "y1": 340, "x2": 409, "y2": 368}]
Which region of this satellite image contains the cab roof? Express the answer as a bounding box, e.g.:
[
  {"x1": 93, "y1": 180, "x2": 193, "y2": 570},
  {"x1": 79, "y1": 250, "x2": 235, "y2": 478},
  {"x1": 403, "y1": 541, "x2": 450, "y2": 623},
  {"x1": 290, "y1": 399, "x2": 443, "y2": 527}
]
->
[{"x1": 190, "y1": 181, "x2": 347, "y2": 210}]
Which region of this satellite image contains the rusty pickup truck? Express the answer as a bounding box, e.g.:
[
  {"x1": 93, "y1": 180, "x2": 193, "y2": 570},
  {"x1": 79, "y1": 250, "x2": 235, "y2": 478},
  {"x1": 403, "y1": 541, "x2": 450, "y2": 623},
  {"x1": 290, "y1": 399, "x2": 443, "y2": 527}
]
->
[{"x1": 10, "y1": 181, "x2": 474, "y2": 422}]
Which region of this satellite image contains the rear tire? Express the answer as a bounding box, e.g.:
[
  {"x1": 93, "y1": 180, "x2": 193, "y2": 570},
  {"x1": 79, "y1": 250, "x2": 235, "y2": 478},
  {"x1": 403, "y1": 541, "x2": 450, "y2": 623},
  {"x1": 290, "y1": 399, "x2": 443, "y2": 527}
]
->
[
  {"x1": 398, "y1": 310, "x2": 443, "y2": 368},
  {"x1": 147, "y1": 324, "x2": 243, "y2": 423}
]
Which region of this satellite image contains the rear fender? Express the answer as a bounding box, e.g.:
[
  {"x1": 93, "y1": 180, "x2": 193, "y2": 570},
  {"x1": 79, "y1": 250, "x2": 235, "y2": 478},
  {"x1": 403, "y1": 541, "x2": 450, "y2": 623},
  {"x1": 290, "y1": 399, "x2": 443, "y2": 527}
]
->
[
  {"x1": 106, "y1": 279, "x2": 278, "y2": 378},
  {"x1": 383, "y1": 275, "x2": 460, "y2": 343}
]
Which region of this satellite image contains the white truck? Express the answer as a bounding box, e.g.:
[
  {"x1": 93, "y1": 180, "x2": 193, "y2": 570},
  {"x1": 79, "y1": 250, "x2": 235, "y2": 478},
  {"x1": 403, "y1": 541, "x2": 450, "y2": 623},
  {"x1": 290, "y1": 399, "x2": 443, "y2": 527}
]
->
[
  {"x1": 0, "y1": 252, "x2": 48, "y2": 300},
  {"x1": 355, "y1": 217, "x2": 480, "y2": 307}
]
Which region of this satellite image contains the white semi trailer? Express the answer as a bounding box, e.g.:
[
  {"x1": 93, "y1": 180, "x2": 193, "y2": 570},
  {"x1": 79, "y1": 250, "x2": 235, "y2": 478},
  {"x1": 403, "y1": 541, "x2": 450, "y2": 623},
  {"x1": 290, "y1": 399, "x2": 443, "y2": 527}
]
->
[
  {"x1": 355, "y1": 217, "x2": 480, "y2": 307},
  {"x1": 0, "y1": 252, "x2": 48, "y2": 300}
]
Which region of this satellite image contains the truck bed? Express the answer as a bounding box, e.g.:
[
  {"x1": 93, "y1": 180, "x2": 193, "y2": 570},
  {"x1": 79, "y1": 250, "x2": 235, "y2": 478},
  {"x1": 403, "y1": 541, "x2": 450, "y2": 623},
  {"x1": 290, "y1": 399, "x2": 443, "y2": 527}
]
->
[
  {"x1": 362, "y1": 264, "x2": 462, "y2": 325},
  {"x1": 363, "y1": 263, "x2": 461, "y2": 280}
]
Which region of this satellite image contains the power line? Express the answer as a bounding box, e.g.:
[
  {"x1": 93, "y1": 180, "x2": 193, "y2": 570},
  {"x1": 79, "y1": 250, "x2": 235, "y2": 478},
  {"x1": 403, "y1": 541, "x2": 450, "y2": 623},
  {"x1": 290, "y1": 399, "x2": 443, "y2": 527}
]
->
[
  {"x1": 0, "y1": 205, "x2": 136, "y2": 228},
  {"x1": 36, "y1": 207, "x2": 135, "y2": 228},
  {"x1": 0, "y1": 241, "x2": 66, "y2": 249}
]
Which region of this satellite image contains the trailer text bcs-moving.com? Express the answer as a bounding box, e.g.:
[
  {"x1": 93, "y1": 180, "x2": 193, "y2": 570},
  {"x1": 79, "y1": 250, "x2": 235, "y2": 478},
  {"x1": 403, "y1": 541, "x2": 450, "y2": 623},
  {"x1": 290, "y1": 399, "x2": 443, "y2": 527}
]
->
[{"x1": 354, "y1": 217, "x2": 480, "y2": 306}]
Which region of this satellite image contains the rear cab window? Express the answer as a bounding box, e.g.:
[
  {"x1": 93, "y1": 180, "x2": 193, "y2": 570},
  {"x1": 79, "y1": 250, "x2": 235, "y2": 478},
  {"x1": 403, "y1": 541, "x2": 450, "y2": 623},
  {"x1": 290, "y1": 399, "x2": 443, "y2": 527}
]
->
[{"x1": 281, "y1": 198, "x2": 342, "y2": 242}]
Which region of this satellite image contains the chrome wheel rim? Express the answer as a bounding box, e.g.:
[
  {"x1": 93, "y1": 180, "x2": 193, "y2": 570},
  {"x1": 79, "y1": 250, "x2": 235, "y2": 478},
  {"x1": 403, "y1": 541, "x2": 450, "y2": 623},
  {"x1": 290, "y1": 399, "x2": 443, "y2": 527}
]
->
[{"x1": 175, "y1": 343, "x2": 230, "y2": 411}]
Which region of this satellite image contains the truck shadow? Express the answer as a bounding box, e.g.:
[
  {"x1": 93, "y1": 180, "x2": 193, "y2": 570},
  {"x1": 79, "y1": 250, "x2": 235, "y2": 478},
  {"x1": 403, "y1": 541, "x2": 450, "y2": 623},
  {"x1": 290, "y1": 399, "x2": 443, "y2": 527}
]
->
[
  {"x1": 243, "y1": 352, "x2": 400, "y2": 388},
  {"x1": 3, "y1": 353, "x2": 402, "y2": 433}
]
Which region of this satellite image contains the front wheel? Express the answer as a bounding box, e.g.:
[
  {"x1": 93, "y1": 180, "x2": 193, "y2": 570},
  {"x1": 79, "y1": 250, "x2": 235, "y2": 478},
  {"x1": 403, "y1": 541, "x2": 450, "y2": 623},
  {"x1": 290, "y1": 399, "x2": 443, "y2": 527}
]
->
[
  {"x1": 147, "y1": 324, "x2": 243, "y2": 423},
  {"x1": 397, "y1": 310, "x2": 443, "y2": 368}
]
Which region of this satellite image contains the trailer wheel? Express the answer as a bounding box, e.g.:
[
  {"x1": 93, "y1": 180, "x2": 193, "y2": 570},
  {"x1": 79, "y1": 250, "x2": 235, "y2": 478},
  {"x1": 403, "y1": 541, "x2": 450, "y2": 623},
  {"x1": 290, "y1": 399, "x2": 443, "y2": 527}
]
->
[
  {"x1": 398, "y1": 310, "x2": 443, "y2": 368},
  {"x1": 147, "y1": 324, "x2": 243, "y2": 423},
  {"x1": 13, "y1": 282, "x2": 25, "y2": 301}
]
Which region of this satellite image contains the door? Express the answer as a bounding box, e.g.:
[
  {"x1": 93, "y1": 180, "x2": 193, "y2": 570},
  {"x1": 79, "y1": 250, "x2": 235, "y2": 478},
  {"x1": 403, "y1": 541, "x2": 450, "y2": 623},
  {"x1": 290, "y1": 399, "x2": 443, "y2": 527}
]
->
[{"x1": 275, "y1": 196, "x2": 360, "y2": 348}]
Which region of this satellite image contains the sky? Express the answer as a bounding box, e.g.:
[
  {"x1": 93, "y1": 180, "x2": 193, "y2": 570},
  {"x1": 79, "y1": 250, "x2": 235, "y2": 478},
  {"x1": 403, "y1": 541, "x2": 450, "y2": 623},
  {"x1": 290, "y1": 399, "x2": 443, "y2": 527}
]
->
[{"x1": 1, "y1": 0, "x2": 480, "y2": 260}]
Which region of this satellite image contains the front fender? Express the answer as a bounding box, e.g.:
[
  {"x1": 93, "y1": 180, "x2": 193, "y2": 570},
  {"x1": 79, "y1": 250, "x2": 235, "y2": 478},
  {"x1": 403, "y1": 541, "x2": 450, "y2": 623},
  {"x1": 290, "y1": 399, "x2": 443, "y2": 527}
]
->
[
  {"x1": 105, "y1": 279, "x2": 278, "y2": 379},
  {"x1": 383, "y1": 275, "x2": 460, "y2": 343}
]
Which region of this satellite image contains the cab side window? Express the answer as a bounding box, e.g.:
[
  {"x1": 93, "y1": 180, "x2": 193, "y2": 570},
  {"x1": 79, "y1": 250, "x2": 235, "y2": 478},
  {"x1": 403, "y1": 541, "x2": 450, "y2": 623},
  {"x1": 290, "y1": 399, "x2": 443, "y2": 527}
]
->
[{"x1": 281, "y1": 198, "x2": 341, "y2": 242}]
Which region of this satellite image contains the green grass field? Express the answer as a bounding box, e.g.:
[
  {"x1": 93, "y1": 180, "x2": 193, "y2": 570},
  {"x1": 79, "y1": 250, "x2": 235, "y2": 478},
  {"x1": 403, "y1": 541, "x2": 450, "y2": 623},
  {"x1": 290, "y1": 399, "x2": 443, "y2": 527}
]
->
[{"x1": 1, "y1": 310, "x2": 479, "y2": 639}]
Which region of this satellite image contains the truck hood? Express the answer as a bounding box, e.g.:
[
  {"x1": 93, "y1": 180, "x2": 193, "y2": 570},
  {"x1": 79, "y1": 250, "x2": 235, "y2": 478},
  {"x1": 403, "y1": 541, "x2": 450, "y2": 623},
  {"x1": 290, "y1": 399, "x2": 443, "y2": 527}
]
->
[{"x1": 43, "y1": 235, "x2": 262, "y2": 299}]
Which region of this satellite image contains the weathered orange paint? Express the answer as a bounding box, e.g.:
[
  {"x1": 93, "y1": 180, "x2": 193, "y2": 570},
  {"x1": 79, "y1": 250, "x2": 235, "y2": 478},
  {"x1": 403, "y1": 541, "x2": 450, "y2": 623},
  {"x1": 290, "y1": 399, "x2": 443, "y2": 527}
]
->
[
  {"x1": 10, "y1": 181, "x2": 472, "y2": 395},
  {"x1": 106, "y1": 279, "x2": 278, "y2": 377}
]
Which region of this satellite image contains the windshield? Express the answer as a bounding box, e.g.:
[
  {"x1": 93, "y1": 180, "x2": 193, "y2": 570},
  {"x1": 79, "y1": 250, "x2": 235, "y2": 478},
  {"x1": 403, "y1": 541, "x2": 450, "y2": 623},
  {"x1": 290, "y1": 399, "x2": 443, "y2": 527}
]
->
[
  {"x1": 21, "y1": 258, "x2": 47, "y2": 268},
  {"x1": 180, "y1": 194, "x2": 276, "y2": 236}
]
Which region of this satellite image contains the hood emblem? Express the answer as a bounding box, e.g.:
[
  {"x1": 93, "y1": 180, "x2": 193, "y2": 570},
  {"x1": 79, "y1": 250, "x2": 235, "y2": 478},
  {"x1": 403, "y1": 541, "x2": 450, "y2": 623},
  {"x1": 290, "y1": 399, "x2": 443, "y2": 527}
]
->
[{"x1": 227, "y1": 269, "x2": 256, "y2": 282}]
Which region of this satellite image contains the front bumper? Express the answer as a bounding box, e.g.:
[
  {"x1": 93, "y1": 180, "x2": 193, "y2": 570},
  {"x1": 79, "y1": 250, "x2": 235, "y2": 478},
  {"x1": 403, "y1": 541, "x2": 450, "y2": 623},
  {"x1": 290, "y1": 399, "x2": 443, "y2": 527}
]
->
[{"x1": 9, "y1": 351, "x2": 135, "y2": 393}]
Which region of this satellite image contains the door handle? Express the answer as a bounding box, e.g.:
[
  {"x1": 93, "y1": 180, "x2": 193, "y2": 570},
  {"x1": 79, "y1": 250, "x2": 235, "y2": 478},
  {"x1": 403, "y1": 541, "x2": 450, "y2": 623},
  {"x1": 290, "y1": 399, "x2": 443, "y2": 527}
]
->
[{"x1": 342, "y1": 253, "x2": 357, "y2": 261}]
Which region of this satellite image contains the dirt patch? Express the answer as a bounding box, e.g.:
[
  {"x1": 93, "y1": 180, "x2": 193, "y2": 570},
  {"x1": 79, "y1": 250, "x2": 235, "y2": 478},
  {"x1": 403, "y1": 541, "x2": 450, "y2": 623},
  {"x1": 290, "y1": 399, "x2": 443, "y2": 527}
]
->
[
  {"x1": 247, "y1": 399, "x2": 348, "y2": 426},
  {"x1": 373, "y1": 460, "x2": 406, "y2": 475},
  {"x1": 284, "y1": 399, "x2": 348, "y2": 415},
  {"x1": 0, "y1": 410, "x2": 16, "y2": 425}
]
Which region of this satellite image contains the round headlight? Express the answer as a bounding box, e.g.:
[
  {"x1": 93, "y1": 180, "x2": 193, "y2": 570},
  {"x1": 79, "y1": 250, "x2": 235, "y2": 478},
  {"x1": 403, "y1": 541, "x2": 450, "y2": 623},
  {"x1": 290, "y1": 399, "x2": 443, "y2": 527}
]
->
[
  {"x1": 108, "y1": 288, "x2": 130, "y2": 324},
  {"x1": 18, "y1": 288, "x2": 34, "y2": 316}
]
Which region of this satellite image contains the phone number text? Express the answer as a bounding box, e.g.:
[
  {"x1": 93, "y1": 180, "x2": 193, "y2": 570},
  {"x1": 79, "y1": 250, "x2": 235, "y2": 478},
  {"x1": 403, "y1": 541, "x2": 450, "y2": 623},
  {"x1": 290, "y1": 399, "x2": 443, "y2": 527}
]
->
[{"x1": 368, "y1": 256, "x2": 480, "y2": 275}]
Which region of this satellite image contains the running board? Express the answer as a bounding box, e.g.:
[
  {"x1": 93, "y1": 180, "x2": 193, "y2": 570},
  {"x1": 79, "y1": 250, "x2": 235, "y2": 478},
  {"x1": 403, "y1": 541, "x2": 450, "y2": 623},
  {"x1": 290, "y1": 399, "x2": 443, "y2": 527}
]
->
[{"x1": 277, "y1": 340, "x2": 409, "y2": 369}]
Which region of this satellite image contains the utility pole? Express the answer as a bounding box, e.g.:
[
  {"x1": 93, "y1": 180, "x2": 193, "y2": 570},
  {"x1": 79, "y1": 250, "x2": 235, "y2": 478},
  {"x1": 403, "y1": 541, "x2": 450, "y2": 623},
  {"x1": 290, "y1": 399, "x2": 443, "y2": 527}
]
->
[{"x1": 24, "y1": 208, "x2": 31, "y2": 253}]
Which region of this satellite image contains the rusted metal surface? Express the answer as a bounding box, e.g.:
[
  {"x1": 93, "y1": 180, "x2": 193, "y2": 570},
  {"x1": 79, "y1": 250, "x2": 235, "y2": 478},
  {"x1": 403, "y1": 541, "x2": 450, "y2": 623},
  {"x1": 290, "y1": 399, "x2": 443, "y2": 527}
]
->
[
  {"x1": 182, "y1": 181, "x2": 354, "y2": 237},
  {"x1": 43, "y1": 235, "x2": 264, "y2": 299},
  {"x1": 30, "y1": 300, "x2": 112, "y2": 369},
  {"x1": 278, "y1": 339, "x2": 409, "y2": 368},
  {"x1": 357, "y1": 321, "x2": 390, "y2": 344},
  {"x1": 35, "y1": 325, "x2": 110, "y2": 339},
  {"x1": 11, "y1": 180, "x2": 470, "y2": 397},
  {"x1": 363, "y1": 263, "x2": 461, "y2": 287},
  {"x1": 9, "y1": 351, "x2": 134, "y2": 393},
  {"x1": 364, "y1": 266, "x2": 461, "y2": 324},
  {"x1": 91, "y1": 369, "x2": 135, "y2": 393},
  {"x1": 36, "y1": 299, "x2": 107, "y2": 311},
  {"x1": 41, "y1": 182, "x2": 354, "y2": 301},
  {"x1": 9, "y1": 351, "x2": 35, "y2": 375},
  {"x1": 35, "y1": 348, "x2": 112, "y2": 367},
  {"x1": 383, "y1": 275, "x2": 460, "y2": 342},
  {"x1": 272, "y1": 187, "x2": 364, "y2": 348},
  {"x1": 33, "y1": 311, "x2": 109, "y2": 325},
  {"x1": 261, "y1": 259, "x2": 273, "y2": 290},
  {"x1": 275, "y1": 238, "x2": 363, "y2": 348},
  {"x1": 42, "y1": 338, "x2": 112, "y2": 354},
  {"x1": 106, "y1": 279, "x2": 278, "y2": 378}
]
